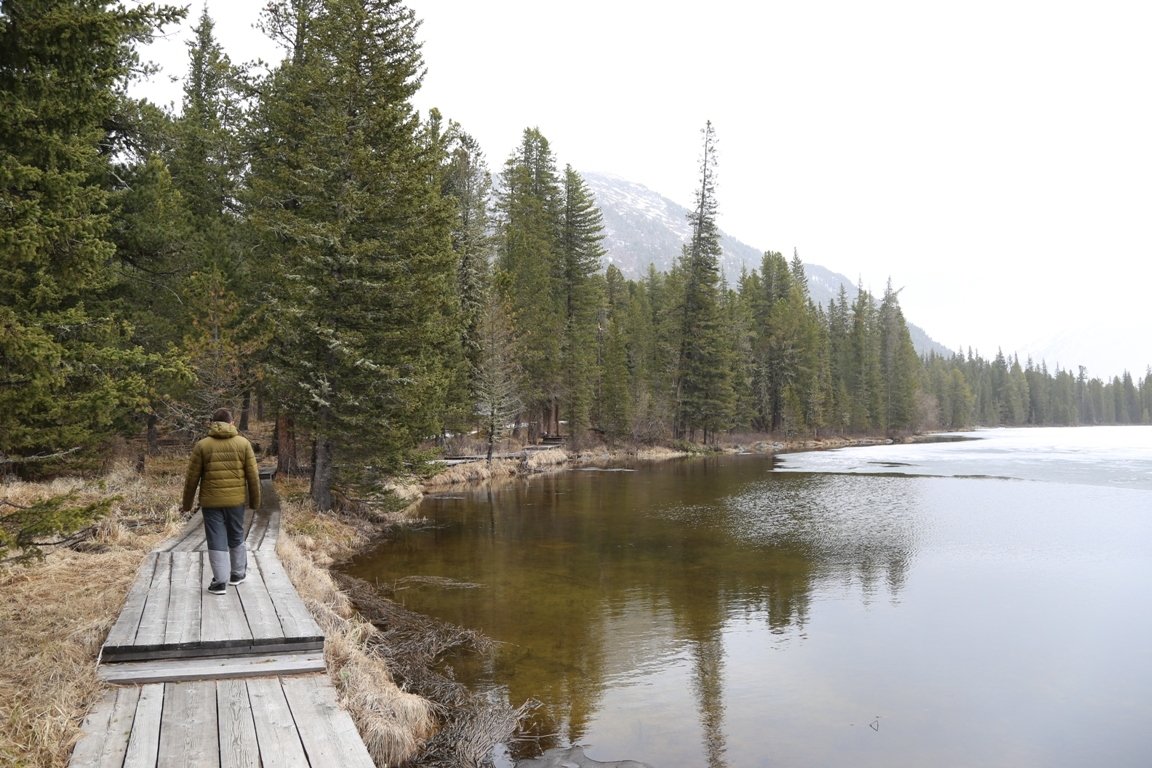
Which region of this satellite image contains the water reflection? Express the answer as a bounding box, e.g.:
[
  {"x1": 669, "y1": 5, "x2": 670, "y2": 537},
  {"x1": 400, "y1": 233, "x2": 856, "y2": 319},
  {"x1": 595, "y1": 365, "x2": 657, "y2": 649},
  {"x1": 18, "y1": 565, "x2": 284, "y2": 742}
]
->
[{"x1": 346, "y1": 457, "x2": 920, "y2": 762}]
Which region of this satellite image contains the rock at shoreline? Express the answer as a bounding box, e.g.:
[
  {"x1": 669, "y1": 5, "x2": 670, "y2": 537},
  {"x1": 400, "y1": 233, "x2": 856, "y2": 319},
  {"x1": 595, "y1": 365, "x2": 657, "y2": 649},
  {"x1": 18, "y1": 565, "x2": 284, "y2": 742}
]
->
[{"x1": 516, "y1": 745, "x2": 653, "y2": 768}]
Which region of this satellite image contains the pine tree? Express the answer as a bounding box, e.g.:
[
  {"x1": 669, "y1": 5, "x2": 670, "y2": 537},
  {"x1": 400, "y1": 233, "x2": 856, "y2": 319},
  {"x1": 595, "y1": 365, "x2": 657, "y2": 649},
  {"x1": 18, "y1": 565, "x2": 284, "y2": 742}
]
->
[
  {"x1": 558, "y1": 165, "x2": 606, "y2": 439},
  {"x1": 728, "y1": 268, "x2": 760, "y2": 433},
  {"x1": 624, "y1": 271, "x2": 664, "y2": 440},
  {"x1": 597, "y1": 265, "x2": 633, "y2": 440},
  {"x1": 877, "y1": 281, "x2": 920, "y2": 431},
  {"x1": 494, "y1": 127, "x2": 564, "y2": 439},
  {"x1": 646, "y1": 263, "x2": 683, "y2": 435},
  {"x1": 435, "y1": 116, "x2": 493, "y2": 433},
  {"x1": 473, "y1": 292, "x2": 523, "y2": 463},
  {"x1": 169, "y1": 8, "x2": 247, "y2": 227},
  {"x1": 0, "y1": 0, "x2": 184, "y2": 467},
  {"x1": 848, "y1": 287, "x2": 882, "y2": 432},
  {"x1": 171, "y1": 9, "x2": 264, "y2": 427},
  {"x1": 675, "y1": 122, "x2": 732, "y2": 443},
  {"x1": 246, "y1": 0, "x2": 457, "y2": 508},
  {"x1": 825, "y1": 286, "x2": 853, "y2": 433}
]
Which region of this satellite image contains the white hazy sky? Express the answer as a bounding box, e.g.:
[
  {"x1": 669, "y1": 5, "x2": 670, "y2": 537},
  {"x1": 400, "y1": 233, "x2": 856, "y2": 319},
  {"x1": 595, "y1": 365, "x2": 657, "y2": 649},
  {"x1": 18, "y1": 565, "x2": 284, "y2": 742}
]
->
[{"x1": 138, "y1": 1, "x2": 1152, "y2": 377}]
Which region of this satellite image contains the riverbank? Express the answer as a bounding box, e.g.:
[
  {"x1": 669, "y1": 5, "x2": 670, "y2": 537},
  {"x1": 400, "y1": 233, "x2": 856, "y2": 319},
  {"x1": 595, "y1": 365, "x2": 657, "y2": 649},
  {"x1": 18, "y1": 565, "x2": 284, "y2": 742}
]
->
[{"x1": 420, "y1": 431, "x2": 920, "y2": 489}]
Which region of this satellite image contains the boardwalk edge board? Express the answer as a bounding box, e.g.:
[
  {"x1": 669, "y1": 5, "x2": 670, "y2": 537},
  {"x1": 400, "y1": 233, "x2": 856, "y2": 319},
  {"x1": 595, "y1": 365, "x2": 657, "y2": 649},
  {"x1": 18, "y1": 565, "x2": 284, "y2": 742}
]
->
[{"x1": 100, "y1": 651, "x2": 328, "y2": 684}]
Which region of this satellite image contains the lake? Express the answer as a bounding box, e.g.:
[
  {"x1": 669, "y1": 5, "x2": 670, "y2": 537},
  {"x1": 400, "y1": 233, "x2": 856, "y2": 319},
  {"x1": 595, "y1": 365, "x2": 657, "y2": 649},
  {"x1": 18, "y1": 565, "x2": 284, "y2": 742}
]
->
[{"x1": 344, "y1": 426, "x2": 1152, "y2": 767}]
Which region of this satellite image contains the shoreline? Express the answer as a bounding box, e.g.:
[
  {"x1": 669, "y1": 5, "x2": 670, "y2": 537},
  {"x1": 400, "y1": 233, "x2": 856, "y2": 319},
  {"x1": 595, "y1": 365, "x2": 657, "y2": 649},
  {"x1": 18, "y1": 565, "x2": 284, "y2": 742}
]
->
[{"x1": 418, "y1": 431, "x2": 944, "y2": 491}]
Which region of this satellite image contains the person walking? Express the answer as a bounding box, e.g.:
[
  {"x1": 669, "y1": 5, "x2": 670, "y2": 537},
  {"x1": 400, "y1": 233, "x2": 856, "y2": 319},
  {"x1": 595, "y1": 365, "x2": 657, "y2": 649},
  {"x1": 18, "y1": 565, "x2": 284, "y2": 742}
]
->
[{"x1": 182, "y1": 408, "x2": 262, "y2": 595}]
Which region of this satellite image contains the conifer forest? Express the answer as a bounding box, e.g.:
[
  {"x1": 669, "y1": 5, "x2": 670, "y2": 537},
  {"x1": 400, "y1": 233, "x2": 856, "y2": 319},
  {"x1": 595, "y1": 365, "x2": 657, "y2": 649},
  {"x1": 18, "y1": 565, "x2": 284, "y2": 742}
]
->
[{"x1": 3, "y1": 1, "x2": 1151, "y2": 508}]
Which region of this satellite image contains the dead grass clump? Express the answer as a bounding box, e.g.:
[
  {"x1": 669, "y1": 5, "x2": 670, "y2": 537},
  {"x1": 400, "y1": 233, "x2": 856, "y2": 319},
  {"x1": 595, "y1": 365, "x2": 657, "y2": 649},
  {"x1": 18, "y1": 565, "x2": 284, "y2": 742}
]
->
[
  {"x1": 0, "y1": 465, "x2": 187, "y2": 767},
  {"x1": 0, "y1": 548, "x2": 149, "y2": 767},
  {"x1": 523, "y1": 448, "x2": 568, "y2": 471},
  {"x1": 335, "y1": 575, "x2": 538, "y2": 768},
  {"x1": 423, "y1": 457, "x2": 524, "y2": 488},
  {"x1": 277, "y1": 494, "x2": 437, "y2": 766},
  {"x1": 632, "y1": 445, "x2": 690, "y2": 461}
]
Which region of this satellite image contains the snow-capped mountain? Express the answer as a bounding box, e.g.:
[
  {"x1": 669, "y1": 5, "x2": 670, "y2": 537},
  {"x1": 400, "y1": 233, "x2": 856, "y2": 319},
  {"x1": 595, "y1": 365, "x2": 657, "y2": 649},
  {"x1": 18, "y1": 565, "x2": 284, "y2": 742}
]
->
[{"x1": 583, "y1": 171, "x2": 952, "y2": 358}]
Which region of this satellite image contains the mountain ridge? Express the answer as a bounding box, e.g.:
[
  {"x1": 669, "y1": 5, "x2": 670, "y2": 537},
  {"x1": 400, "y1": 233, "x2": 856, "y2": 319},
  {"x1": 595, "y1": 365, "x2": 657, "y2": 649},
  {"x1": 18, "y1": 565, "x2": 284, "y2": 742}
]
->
[{"x1": 583, "y1": 171, "x2": 953, "y2": 358}]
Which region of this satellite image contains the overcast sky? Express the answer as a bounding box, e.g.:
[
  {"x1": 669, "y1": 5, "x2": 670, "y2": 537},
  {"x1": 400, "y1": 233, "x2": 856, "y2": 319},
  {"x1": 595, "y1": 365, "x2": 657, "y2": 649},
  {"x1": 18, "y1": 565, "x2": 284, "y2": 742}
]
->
[{"x1": 138, "y1": 1, "x2": 1152, "y2": 377}]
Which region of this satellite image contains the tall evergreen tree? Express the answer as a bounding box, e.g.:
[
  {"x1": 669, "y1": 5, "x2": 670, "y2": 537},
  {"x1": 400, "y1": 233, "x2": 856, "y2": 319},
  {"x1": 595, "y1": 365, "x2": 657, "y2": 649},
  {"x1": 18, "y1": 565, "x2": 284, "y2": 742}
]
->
[
  {"x1": 877, "y1": 281, "x2": 920, "y2": 431},
  {"x1": 558, "y1": 165, "x2": 606, "y2": 439},
  {"x1": 674, "y1": 122, "x2": 732, "y2": 443},
  {"x1": 473, "y1": 291, "x2": 522, "y2": 463},
  {"x1": 848, "y1": 286, "x2": 882, "y2": 432},
  {"x1": 434, "y1": 116, "x2": 493, "y2": 433},
  {"x1": 825, "y1": 286, "x2": 853, "y2": 433},
  {"x1": 596, "y1": 265, "x2": 633, "y2": 440},
  {"x1": 169, "y1": 8, "x2": 247, "y2": 227},
  {"x1": 173, "y1": 9, "x2": 264, "y2": 426},
  {"x1": 246, "y1": 0, "x2": 457, "y2": 509},
  {"x1": 0, "y1": 0, "x2": 184, "y2": 466},
  {"x1": 494, "y1": 127, "x2": 564, "y2": 439}
]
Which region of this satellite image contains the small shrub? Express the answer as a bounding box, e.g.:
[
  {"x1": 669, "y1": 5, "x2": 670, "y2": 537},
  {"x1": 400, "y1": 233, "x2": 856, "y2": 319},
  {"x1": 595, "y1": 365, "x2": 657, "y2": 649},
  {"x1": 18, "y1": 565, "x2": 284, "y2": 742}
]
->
[{"x1": 0, "y1": 493, "x2": 116, "y2": 565}]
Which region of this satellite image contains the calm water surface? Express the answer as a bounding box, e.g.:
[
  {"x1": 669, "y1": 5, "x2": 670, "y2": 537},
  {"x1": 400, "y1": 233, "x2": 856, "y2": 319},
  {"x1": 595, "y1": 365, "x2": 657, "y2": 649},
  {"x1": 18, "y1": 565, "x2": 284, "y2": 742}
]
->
[{"x1": 345, "y1": 427, "x2": 1152, "y2": 767}]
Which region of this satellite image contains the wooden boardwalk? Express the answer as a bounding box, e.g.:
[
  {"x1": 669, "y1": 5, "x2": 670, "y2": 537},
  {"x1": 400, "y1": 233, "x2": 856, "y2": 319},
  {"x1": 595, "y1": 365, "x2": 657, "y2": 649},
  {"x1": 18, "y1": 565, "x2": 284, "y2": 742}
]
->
[{"x1": 69, "y1": 480, "x2": 375, "y2": 767}]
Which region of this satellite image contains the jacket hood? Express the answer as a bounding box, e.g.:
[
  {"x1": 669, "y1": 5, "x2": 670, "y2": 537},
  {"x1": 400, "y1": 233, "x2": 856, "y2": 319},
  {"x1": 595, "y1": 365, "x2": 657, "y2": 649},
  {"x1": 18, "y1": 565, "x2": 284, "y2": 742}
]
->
[{"x1": 208, "y1": 421, "x2": 239, "y2": 439}]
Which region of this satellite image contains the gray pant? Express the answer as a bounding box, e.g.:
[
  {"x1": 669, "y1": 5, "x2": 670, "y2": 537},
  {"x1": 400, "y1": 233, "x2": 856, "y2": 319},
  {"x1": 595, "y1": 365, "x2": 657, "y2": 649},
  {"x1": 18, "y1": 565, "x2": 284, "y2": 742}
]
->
[{"x1": 203, "y1": 506, "x2": 247, "y2": 583}]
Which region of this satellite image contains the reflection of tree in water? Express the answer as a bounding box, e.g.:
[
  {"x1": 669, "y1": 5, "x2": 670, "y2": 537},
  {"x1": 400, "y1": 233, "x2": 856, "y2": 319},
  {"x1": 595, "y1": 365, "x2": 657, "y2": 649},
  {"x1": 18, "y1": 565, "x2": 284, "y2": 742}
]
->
[
  {"x1": 343, "y1": 459, "x2": 921, "y2": 762},
  {"x1": 669, "y1": 561, "x2": 729, "y2": 768}
]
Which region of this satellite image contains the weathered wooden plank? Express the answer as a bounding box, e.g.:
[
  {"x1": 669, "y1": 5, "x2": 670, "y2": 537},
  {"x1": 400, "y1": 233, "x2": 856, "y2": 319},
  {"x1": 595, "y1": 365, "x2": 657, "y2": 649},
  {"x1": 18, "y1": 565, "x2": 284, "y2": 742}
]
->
[
  {"x1": 121, "y1": 683, "x2": 164, "y2": 768},
  {"x1": 282, "y1": 675, "x2": 375, "y2": 767},
  {"x1": 253, "y1": 551, "x2": 322, "y2": 641},
  {"x1": 68, "y1": 685, "x2": 140, "y2": 768},
  {"x1": 167, "y1": 511, "x2": 207, "y2": 552},
  {"x1": 96, "y1": 636, "x2": 324, "y2": 663},
  {"x1": 134, "y1": 553, "x2": 174, "y2": 647},
  {"x1": 177, "y1": 528, "x2": 208, "y2": 552},
  {"x1": 103, "y1": 552, "x2": 159, "y2": 652},
  {"x1": 67, "y1": 689, "x2": 116, "y2": 766},
  {"x1": 159, "y1": 680, "x2": 219, "y2": 768},
  {"x1": 236, "y1": 555, "x2": 285, "y2": 641},
  {"x1": 99, "y1": 651, "x2": 327, "y2": 684},
  {"x1": 201, "y1": 569, "x2": 252, "y2": 644},
  {"x1": 243, "y1": 510, "x2": 270, "y2": 551},
  {"x1": 256, "y1": 479, "x2": 280, "y2": 551},
  {"x1": 238, "y1": 509, "x2": 254, "y2": 545},
  {"x1": 217, "y1": 679, "x2": 261, "y2": 768},
  {"x1": 260, "y1": 510, "x2": 281, "y2": 551},
  {"x1": 245, "y1": 678, "x2": 310, "y2": 768},
  {"x1": 164, "y1": 552, "x2": 203, "y2": 646}
]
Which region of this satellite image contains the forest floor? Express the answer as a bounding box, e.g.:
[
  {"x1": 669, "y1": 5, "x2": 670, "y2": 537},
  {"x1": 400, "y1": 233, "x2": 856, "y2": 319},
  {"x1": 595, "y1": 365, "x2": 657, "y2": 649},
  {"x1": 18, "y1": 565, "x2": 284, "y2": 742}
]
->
[{"x1": 0, "y1": 429, "x2": 928, "y2": 767}]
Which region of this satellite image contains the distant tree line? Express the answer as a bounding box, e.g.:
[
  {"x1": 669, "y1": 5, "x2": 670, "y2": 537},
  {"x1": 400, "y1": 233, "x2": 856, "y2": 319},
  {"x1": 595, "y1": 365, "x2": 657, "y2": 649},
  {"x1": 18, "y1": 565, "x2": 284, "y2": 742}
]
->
[{"x1": 3, "y1": 1, "x2": 1150, "y2": 507}]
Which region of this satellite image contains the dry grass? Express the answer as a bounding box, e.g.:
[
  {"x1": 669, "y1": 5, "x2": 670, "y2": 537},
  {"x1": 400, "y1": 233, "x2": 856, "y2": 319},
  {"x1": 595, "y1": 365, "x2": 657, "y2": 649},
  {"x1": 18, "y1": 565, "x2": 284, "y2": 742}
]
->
[
  {"x1": 335, "y1": 575, "x2": 537, "y2": 768},
  {"x1": 423, "y1": 457, "x2": 524, "y2": 488},
  {"x1": 0, "y1": 462, "x2": 185, "y2": 768},
  {"x1": 423, "y1": 447, "x2": 571, "y2": 490},
  {"x1": 279, "y1": 485, "x2": 538, "y2": 767},
  {"x1": 522, "y1": 447, "x2": 567, "y2": 470},
  {"x1": 277, "y1": 491, "x2": 438, "y2": 766},
  {"x1": 424, "y1": 443, "x2": 698, "y2": 490}
]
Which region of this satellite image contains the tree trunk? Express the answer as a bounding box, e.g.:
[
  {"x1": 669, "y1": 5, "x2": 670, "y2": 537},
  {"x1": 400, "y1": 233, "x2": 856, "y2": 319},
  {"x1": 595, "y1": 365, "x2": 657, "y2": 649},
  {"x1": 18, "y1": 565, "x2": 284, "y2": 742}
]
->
[
  {"x1": 311, "y1": 434, "x2": 334, "y2": 512},
  {"x1": 239, "y1": 389, "x2": 251, "y2": 431},
  {"x1": 146, "y1": 412, "x2": 159, "y2": 455},
  {"x1": 276, "y1": 412, "x2": 300, "y2": 476}
]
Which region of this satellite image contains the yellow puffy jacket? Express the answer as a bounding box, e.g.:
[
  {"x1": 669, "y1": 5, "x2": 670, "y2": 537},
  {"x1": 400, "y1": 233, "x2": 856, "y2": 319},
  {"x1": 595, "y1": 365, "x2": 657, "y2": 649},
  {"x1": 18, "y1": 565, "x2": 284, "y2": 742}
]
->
[{"x1": 182, "y1": 422, "x2": 262, "y2": 511}]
